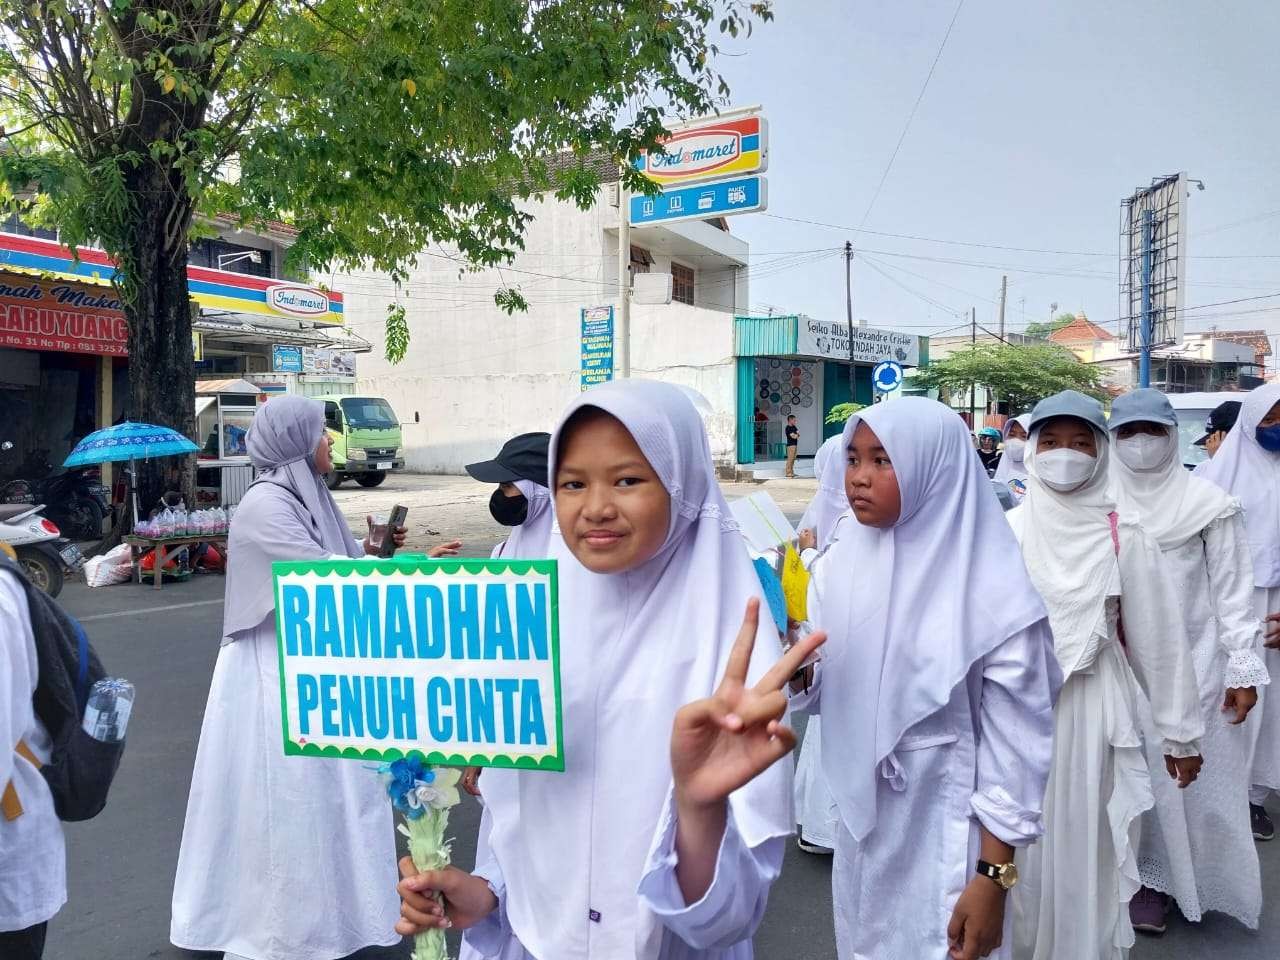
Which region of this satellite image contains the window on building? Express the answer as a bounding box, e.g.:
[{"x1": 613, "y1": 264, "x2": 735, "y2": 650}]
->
[
  {"x1": 629, "y1": 245, "x2": 653, "y2": 282},
  {"x1": 189, "y1": 238, "x2": 274, "y2": 277},
  {"x1": 1, "y1": 212, "x2": 57, "y2": 241},
  {"x1": 671, "y1": 262, "x2": 695, "y2": 306}
]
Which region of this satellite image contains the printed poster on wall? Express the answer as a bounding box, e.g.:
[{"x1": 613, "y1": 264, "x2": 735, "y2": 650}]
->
[
  {"x1": 580, "y1": 305, "x2": 614, "y2": 390},
  {"x1": 273, "y1": 557, "x2": 564, "y2": 771}
]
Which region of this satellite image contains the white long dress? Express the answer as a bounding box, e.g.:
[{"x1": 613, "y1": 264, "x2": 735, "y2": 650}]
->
[
  {"x1": 1253, "y1": 585, "x2": 1280, "y2": 796},
  {"x1": 1137, "y1": 510, "x2": 1269, "y2": 926},
  {"x1": 170, "y1": 616, "x2": 399, "y2": 960},
  {"x1": 793, "y1": 624, "x2": 1056, "y2": 959},
  {"x1": 1011, "y1": 523, "x2": 1202, "y2": 960}
]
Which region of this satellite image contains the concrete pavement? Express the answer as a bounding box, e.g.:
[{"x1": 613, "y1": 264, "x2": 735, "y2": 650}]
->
[{"x1": 36, "y1": 471, "x2": 1280, "y2": 958}]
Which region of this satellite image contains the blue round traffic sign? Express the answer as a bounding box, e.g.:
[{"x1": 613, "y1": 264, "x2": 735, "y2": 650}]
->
[{"x1": 872, "y1": 360, "x2": 904, "y2": 393}]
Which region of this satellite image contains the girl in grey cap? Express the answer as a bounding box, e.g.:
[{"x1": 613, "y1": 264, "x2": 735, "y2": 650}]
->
[
  {"x1": 1006, "y1": 391, "x2": 1204, "y2": 960},
  {"x1": 1108, "y1": 388, "x2": 1267, "y2": 935}
]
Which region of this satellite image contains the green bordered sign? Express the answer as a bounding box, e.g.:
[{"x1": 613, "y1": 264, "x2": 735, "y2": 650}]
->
[{"x1": 272, "y1": 557, "x2": 563, "y2": 772}]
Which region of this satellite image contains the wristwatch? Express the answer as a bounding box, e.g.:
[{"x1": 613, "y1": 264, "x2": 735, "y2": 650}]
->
[{"x1": 976, "y1": 859, "x2": 1019, "y2": 891}]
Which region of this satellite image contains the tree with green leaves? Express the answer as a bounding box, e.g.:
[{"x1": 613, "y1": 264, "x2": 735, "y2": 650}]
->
[
  {"x1": 911, "y1": 341, "x2": 1107, "y2": 414},
  {"x1": 1023, "y1": 312, "x2": 1077, "y2": 338},
  {"x1": 0, "y1": 0, "x2": 772, "y2": 510}
]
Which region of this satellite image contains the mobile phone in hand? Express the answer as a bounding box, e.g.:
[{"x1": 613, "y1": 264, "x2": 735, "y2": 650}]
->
[{"x1": 380, "y1": 504, "x2": 408, "y2": 558}]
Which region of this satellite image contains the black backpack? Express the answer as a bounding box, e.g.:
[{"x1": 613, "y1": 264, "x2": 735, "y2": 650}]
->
[{"x1": 1, "y1": 557, "x2": 126, "y2": 821}]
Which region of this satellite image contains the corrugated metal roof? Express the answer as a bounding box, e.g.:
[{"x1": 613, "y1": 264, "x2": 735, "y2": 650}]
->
[{"x1": 734, "y1": 316, "x2": 797, "y2": 356}]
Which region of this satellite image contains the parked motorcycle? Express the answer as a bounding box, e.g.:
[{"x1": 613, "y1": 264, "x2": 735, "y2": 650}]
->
[
  {"x1": 0, "y1": 501, "x2": 85, "y2": 597},
  {"x1": 1, "y1": 444, "x2": 112, "y2": 541}
]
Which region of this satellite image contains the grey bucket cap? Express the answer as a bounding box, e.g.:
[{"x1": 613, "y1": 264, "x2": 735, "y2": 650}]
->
[
  {"x1": 1028, "y1": 390, "x2": 1108, "y2": 434},
  {"x1": 1108, "y1": 388, "x2": 1178, "y2": 432}
]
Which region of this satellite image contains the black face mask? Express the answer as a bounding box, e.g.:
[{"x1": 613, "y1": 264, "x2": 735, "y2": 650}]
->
[{"x1": 490, "y1": 488, "x2": 529, "y2": 527}]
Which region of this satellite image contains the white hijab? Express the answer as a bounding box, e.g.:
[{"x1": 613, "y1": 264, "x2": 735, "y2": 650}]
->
[
  {"x1": 480, "y1": 379, "x2": 792, "y2": 959},
  {"x1": 492, "y1": 479, "x2": 554, "y2": 559},
  {"x1": 1016, "y1": 418, "x2": 1118, "y2": 675},
  {"x1": 797, "y1": 434, "x2": 850, "y2": 549},
  {"x1": 993, "y1": 414, "x2": 1031, "y2": 483},
  {"x1": 1109, "y1": 399, "x2": 1235, "y2": 552},
  {"x1": 816, "y1": 398, "x2": 1049, "y2": 842},
  {"x1": 1195, "y1": 383, "x2": 1280, "y2": 588}
]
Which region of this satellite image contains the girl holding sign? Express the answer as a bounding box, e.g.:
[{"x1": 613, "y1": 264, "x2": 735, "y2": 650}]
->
[
  {"x1": 794, "y1": 397, "x2": 1062, "y2": 960},
  {"x1": 171, "y1": 396, "x2": 461, "y2": 960},
  {"x1": 396, "y1": 380, "x2": 822, "y2": 958}
]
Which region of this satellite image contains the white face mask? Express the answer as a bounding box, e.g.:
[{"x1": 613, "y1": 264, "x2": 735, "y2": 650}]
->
[
  {"x1": 1115, "y1": 433, "x2": 1171, "y2": 472},
  {"x1": 1036, "y1": 448, "x2": 1097, "y2": 492},
  {"x1": 1004, "y1": 437, "x2": 1027, "y2": 461}
]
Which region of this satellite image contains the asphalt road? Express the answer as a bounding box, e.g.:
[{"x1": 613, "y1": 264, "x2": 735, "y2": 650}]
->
[{"x1": 36, "y1": 474, "x2": 1280, "y2": 959}]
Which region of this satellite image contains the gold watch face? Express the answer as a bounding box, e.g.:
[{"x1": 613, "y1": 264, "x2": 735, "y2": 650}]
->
[{"x1": 996, "y1": 862, "x2": 1019, "y2": 890}]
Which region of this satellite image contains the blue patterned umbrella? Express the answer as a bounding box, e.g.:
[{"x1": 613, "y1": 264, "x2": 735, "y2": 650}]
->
[{"x1": 62, "y1": 422, "x2": 198, "y2": 467}]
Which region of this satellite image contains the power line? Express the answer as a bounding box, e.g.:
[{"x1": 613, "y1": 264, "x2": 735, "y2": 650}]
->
[{"x1": 858, "y1": 0, "x2": 966, "y2": 227}]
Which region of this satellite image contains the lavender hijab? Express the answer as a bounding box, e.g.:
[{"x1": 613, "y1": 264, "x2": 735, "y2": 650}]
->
[{"x1": 221, "y1": 395, "x2": 362, "y2": 644}]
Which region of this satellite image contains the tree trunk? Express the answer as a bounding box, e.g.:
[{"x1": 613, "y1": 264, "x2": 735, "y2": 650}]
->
[{"x1": 120, "y1": 158, "x2": 196, "y2": 529}]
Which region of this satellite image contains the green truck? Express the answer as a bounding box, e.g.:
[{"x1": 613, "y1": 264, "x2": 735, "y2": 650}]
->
[{"x1": 317, "y1": 394, "x2": 405, "y2": 489}]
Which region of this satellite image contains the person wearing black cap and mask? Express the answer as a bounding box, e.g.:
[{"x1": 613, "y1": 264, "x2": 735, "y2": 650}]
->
[
  {"x1": 1195, "y1": 400, "x2": 1243, "y2": 459},
  {"x1": 465, "y1": 432, "x2": 552, "y2": 560},
  {"x1": 461, "y1": 432, "x2": 551, "y2": 799}
]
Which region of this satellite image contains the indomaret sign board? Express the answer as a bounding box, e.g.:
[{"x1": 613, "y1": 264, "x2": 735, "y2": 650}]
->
[{"x1": 273, "y1": 557, "x2": 563, "y2": 771}]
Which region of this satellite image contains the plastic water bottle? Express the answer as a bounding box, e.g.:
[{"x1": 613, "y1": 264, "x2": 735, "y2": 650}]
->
[{"x1": 82, "y1": 678, "x2": 135, "y2": 743}]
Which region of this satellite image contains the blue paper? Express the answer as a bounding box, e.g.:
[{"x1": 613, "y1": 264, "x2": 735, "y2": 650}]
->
[{"x1": 752, "y1": 556, "x2": 788, "y2": 632}]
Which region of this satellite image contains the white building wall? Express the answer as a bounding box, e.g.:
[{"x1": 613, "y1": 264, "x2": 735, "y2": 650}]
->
[{"x1": 330, "y1": 189, "x2": 742, "y2": 474}]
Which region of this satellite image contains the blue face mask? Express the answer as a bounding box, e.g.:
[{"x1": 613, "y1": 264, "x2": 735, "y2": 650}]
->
[{"x1": 1256, "y1": 425, "x2": 1280, "y2": 452}]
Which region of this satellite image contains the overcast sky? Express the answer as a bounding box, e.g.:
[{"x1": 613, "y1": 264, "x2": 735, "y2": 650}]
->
[{"x1": 712, "y1": 0, "x2": 1280, "y2": 345}]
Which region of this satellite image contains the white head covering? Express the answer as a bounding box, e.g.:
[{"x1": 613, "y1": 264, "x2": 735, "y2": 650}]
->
[
  {"x1": 993, "y1": 414, "x2": 1032, "y2": 483},
  {"x1": 1109, "y1": 389, "x2": 1235, "y2": 551},
  {"x1": 222, "y1": 395, "x2": 362, "y2": 642},
  {"x1": 797, "y1": 434, "x2": 850, "y2": 549},
  {"x1": 1196, "y1": 383, "x2": 1280, "y2": 587},
  {"x1": 1017, "y1": 393, "x2": 1117, "y2": 675},
  {"x1": 492, "y1": 479, "x2": 554, "y2": 559},
  {"x1": 480, "y1": 379, "x2": 792, "y2": 959},
  {"x1": 815, "y1": 397, "x2": 1049, "y2": 842}
]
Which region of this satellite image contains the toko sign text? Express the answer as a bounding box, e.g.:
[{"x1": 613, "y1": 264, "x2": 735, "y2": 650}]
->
[{"x1": 796, "y1": 317, "x2": 920, "y2": 367}]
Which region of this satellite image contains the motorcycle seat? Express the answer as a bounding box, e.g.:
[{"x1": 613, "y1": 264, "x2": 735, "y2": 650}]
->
[{"x1": 0, "y1": 503, "x2": 36, "y2": 522}]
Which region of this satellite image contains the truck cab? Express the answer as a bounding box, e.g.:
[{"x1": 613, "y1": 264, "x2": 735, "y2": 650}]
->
[{"x1": 317, "y1": 395, "x2": 405, "y2": 489}]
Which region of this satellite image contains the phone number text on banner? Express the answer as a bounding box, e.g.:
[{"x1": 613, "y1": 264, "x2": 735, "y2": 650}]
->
[{"x1": 272, "y1": 557, "x2": 563, "y2": 771}]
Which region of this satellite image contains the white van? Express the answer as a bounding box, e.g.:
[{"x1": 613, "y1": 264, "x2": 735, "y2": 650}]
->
[{"x1": 1167, "y1": 391, "x2": 1249, "y2": 468}]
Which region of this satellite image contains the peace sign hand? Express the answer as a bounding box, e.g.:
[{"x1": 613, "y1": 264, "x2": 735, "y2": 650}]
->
[{"x1": 671, "y1": 598, "x2": 826, "y2": 809}]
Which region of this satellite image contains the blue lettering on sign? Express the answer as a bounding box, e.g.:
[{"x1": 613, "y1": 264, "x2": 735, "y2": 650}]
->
[
  {"x1": 342, "y1": 584, "x2": 382, "y2": 658},
  {"x1": 339, "y1": 675, "x2": 365, "y2": 737},
  {"x1": 483, "y1": 584, "x2": 516, "y2": 660},
  {"x1": 629, "y1": 175, "x2": 764, "y2": 226},
  {"x1": 391, "y1": 676, "x2": 416, "y2": 739},
  {"x1": 413, "y1": 584, "x2": 446, "y2": 658},
  {"x1": 383, "y1": 585, "x2": 414, "y2": 658},
  {"x1": 297, "y1": 674, "x2": 319, "y2": 734},
  {"x1": 467, "y1": 678, "x2": 496, "y2": 744},
  {"x1": 282, "y1": 585, "x2": 312, "y2": 656},
  {"x1": 314, "y1": 586, "x2": 342, "y2": 657},
  {"x1": 426, "y1": 676, "x2": 453, "y2": 740},
  {"x1": 515, "y1": 582, "x2": 549, "y2": 660},
  {"x1": 448, "y1": 583, "x2": 481, "y2": 659},
  {"x1": 520, "y1": 679, "x2": 547, "y2": 745},
  {"x1": 495, "y1": 678, "x2": 519, "y2": 743},
  {"x1": 318, "y1": 674, "x2": 340, "y2": 736}
]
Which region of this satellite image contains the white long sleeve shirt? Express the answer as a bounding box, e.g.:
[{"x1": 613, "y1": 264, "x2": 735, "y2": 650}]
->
[{"x1": 0, "y1": 568, "x2": 66, "y2": 932}]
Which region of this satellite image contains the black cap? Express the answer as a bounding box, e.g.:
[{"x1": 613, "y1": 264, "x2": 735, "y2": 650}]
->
[
  {"x1": 465, "y1": 432, "x2": 551, "y2": 485},
  {"x1": 1193, "y1": 400, "x2": 1242, "y2": 446}
]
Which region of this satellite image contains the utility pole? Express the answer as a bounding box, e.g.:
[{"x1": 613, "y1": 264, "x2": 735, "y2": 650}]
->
[
  {"x1": 968, "y1": 307, "x2": 977, "y2": 428},
  {"x1": 997, "y1": 275, "x2": 1008, "y2": 341},
  {"x1": 617, "y1": 179, "x2": 631, "y2": 378},
  {"x1": 844, "y1": 241, "x2": 855, "y2": 400}
]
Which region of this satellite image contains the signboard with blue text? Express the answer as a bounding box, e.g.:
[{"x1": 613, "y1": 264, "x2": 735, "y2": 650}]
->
[
  {"x1": 580, "y1": 305, "x2": 614, "y2": 390},
  {"x1": 634, "y1": 114, "x2": 768, "y2": 186},
  {"x1": 273, "y1": 557, "x2": 564, "y2": 770},
  {"x1": 272, "y1": 344, "x2": 304, "y2": 373},
  {"x1": 630, "y1": 175, "x2": 767, "y2": 227}
]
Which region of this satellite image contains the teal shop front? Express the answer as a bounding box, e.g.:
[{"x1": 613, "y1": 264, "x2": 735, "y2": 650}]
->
[{"x1": 733, "y1": 316, "x2": 927, "y2": 465}]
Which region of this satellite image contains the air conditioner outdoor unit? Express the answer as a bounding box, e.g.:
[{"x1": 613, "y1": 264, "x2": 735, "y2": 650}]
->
[{"x1": 633, "y1": 271, "x2": 673, "y2": 305}]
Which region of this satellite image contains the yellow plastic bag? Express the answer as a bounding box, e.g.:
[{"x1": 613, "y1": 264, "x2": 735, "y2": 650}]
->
[{"x1": 780, "y1": 544, "x2": 810, "y2": 622}]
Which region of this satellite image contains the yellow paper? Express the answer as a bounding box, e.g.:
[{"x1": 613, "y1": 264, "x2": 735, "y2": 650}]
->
[{"x1": 780, "y1": 544, "x2": 810, "y2": 622}]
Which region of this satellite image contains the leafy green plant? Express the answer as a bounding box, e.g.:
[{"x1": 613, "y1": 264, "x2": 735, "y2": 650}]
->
[{"x1": 824, "y1": 402, "x2": 865, "y2": 425}]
